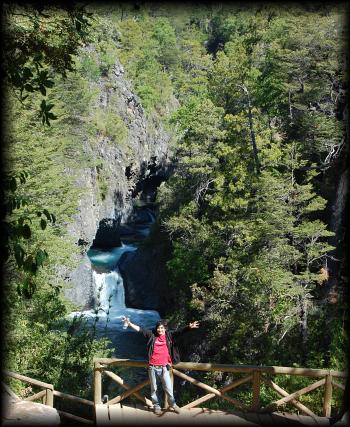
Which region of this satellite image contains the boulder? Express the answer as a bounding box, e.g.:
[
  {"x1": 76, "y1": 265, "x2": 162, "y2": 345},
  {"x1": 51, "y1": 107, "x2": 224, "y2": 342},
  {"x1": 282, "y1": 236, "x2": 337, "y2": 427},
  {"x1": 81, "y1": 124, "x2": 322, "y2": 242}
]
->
[
  {"x1": 2, "y1": 394, "x2": 60, "y2": 426},
  {"x1": 118, "y1": 241, "x2": 175, "y2": 313}
]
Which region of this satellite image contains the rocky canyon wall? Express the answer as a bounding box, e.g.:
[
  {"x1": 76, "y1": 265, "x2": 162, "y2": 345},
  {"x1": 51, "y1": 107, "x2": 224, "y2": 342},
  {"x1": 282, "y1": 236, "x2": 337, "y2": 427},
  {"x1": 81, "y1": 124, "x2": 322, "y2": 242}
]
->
[{"x1": 63, "y1": 58, "x2": 176, "y2": 310}]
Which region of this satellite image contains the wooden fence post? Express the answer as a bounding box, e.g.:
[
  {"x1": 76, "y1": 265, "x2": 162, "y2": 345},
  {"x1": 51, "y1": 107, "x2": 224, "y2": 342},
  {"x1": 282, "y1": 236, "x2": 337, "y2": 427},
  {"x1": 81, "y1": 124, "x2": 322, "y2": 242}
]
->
[
  {"x1": 94, "y1": 361, "x2": 102, "y2": 405},
  {"x1": 46, "y1": 386, "x2": 54, "y2": 407},
  {"x1": 252, "y1": 371, "x2": 261, "y2": 411},
  {"x1": 323, "y1": 373, "x2": 332, "y2": 417}
]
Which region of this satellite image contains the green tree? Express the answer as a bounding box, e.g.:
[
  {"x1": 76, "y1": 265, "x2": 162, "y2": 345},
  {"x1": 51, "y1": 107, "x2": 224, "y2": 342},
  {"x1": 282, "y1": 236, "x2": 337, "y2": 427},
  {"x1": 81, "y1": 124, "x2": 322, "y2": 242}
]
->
[
  {"x1": 2, "y1": 4, "x2": 114, "y2": 399},
  {"x1": 2, "y1": 3, "x2": 93, "y2": 124}
]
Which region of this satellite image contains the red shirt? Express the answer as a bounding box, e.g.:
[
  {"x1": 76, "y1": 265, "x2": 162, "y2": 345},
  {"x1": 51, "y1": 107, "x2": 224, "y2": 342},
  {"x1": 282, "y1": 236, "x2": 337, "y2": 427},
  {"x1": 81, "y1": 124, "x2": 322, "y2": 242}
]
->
[{"x1": 149, "y1": 334, "x2": 172, "y2": 366}]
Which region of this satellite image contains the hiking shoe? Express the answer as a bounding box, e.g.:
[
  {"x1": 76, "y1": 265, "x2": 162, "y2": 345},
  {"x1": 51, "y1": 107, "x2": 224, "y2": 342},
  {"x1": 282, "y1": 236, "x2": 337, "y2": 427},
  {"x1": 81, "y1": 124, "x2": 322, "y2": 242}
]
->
[
  {"x1": 170, "y1": 404, "x2": 181, "y2": 414},
  {"x1": 154, "y1": 406, "x2": 162, "y2": 415}
]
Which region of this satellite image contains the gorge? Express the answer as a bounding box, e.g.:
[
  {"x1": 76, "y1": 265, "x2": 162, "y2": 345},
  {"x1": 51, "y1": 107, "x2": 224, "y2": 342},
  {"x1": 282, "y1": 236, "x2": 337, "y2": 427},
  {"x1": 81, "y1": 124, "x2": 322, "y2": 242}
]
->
[{"x1": 62, "y1": 57, "x2": 175, "y2": 333}]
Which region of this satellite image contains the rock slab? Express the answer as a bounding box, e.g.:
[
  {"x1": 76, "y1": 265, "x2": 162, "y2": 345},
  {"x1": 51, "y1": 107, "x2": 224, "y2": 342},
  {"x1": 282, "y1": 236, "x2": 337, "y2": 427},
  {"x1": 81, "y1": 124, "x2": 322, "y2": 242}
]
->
[{"x1": 2, "y1": 395, "x2": 60, "y2": 426}]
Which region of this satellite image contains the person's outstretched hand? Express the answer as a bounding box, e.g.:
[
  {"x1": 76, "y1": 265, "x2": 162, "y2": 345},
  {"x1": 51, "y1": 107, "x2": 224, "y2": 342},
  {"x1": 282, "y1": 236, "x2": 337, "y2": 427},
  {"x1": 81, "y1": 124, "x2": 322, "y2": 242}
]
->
[{"x1": 189, "y1": 320, "x2": 200, "y2": 328}]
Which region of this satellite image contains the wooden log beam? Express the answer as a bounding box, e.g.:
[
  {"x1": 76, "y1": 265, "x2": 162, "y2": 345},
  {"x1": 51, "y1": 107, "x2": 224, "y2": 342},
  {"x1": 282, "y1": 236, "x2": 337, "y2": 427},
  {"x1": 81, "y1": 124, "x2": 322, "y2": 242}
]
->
[
  {"x1": 264, "y1": 378, "x2": 325, "y2": 412},
  {"x1": 323, "y1": 374, "x2": 333, "y2": 417},
  {"x1": 182, "y1": 374, "x2": 253, "y2": 409},
  {"x1": 2, "y1": 382, "x2": 20, "y2": 401},
  {"x1": 3, "y1": 371, "x2": 53, "y2": 390},
  {"x1": 93, "y1": 359, "x2": 148, "y2": 368},
  {"x1": 46, "y1": 388, "x2": 54, "y2": 407},
  {"x1": 94, "y1": 362, "x2": 102, "y2": 405},
  {"x1": 251, "y1": 371, "x2": 260, "y2": 411},
  {"x1": 24, "y1": 390, "x2": 46, "y2": 402},
  {"x1": 57, "y1": 409, "x2": 93, "y2": 424},
  {"x1": 92, "y1": 359, "x2": 347, "y2": 378},
  {"x1": 332, "y1": 380, "x2": 345, "y2": 391},
  {"x1": 172, "y1": 368, "x2": 248, "y2": 410},
  {"x1": 107, "y1": 379, "x2": 150, "y2": 406},
  {"x1": 262, "y1": 378, "x2": 317, "y2": 417},
  {"x1": 53, "y1": 390, "x2": 94, "y2": 406},
  {"x1": 104, "y1": 370, "x2": 152, "y2": 407}
]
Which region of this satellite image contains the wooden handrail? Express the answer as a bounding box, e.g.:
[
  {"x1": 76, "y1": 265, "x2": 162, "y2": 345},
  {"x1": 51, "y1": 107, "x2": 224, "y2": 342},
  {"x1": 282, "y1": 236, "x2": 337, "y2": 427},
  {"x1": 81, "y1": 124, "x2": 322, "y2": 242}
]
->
[
  {"x1": 4, "y1": 360, "x2": 347, "y2": 421},
  {"x1": 53, "y1": 390, "x2": 94, "y2": 406},
  {"x1": 93, "y1": 358, "x2": 347, "y2": 418},
  {"x1": 2, "y1": 381, "x2": 20, "y2": 401},
  {"x1": 4, "y1": 370, "x2": 54, "y2": 390},
  {"x1": 93, "y1": 358, "x2": 347, "y2": 378},
  {"x1": 4, "y1": 370, "x2": 54, "y2": 407},
  {"x1": 3, "y1": 370, "x2": 93, "y2": 424}
]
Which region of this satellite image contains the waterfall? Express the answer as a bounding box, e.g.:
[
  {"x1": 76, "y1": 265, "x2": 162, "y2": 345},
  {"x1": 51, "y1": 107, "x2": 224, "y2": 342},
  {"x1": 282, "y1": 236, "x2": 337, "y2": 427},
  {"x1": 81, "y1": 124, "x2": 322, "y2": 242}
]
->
[
  {"x1": 68, "y1": 207, "x2": 161, "y2": 359},
  {"x1": 93, "y1": 269, "x2": 126, "y2": 314}
]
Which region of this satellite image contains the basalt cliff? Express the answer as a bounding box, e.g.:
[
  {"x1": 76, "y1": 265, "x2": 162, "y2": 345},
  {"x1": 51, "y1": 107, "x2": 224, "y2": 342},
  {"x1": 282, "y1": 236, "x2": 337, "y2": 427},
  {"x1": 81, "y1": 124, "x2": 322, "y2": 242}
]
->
[{"x1": 63, "y1": 57, "x2": 177, "y2": 312}]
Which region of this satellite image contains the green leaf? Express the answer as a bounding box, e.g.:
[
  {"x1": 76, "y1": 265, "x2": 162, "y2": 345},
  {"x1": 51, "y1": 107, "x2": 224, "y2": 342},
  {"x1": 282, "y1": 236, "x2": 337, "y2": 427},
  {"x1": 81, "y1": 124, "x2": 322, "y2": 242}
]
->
[
  {"x1": 11, "y1": 73, "x2": 22, "y2": 87},
  {"x1": 35, "y1": 249, "x2": 48, "y2": 267},
  {"x1": 16, "y1": 283, "x2": 23, "y2": 296},
  {"x1": 19, "y1": 172, "x2": 28, "y2": 183},
  {"x1": 21, "y1": 224, "x2": 31, "y2": 239},
  {"x1": 10, "y1": 177, "x2": 17, "y2": 192},
  {"x1": 43, "y1": 209, "x2": 51, "y2": 220},
  {"x1": 22, "y1": 67, "x2": 33, "y2": 79},
  {"x1": 23, "y1": 255, "x2": 38, "y2": 274},
  {"x1": 45, "y1": 80, "x2": 54, "y2": 88},
  {"x1": 18, "y1": 279, "x2": 37, "y2": 299},
  {"x1": 14, "y1": 244, "x2": 25, "y2": 267}
]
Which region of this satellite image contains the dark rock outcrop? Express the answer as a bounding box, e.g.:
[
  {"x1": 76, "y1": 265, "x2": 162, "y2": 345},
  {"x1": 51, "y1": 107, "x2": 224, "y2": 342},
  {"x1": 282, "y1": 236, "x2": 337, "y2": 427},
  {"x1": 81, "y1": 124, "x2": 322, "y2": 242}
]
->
[
  {"x1": 118, "y1": 244, "x2": 170, "y2": 315},
  {"x1": 92, "y1": 218, "x2": 121, "y2": 249}
]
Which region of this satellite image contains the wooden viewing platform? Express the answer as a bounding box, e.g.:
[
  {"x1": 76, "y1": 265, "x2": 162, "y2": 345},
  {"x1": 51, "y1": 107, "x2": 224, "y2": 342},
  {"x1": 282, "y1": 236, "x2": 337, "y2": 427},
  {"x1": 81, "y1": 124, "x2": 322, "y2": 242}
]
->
[
  {"x1": 2, "y1": 359, "x2": 348, "y2": 426},
  {"x1": 95, "y1": 402, "x2": 341, "y2": 426}
]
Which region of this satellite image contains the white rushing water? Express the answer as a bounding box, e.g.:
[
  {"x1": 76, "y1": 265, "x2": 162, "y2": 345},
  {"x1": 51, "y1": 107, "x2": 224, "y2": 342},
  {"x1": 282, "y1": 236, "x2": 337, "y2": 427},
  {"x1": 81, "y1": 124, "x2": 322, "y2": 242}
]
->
[{"x1": 68, "y1": 226, "x2": 161, "y2": 358}]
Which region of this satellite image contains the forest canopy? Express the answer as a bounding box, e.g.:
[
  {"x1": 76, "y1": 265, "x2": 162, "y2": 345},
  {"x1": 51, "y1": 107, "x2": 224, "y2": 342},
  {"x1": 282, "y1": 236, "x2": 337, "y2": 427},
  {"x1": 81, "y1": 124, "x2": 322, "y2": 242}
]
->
[{"x1": 2, "y1": 1, "x2": 348, "y2": 416}]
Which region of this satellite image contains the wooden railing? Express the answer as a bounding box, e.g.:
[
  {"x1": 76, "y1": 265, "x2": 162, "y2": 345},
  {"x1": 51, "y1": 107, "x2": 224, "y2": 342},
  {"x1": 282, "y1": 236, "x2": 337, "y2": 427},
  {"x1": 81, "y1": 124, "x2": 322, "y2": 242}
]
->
[
  {"x1": 93, "y1": 358, "x2": 347, "y2": 418},
  {"x1": 3, "y1": 371, "x2": 94, "y2": 425},
  {"x1": 4, "y1": 361, "x2": 347, "y2": 422}
]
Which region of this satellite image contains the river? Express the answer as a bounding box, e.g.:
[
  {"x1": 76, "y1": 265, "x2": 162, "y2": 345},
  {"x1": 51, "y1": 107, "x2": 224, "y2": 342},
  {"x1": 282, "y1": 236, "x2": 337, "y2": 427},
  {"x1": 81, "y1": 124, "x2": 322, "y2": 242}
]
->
[{"x1": 69, "y1": 206, "x2": 161, "y2": 360}]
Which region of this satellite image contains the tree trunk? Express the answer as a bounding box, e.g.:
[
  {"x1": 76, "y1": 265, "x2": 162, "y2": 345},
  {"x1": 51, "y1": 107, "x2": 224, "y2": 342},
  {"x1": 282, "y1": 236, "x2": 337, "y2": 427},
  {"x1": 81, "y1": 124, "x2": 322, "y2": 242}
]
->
[
  {"x1": 299, "y1": 295, "x2": 308, "y2": 364},
  {"x1": 241, "y1": 84, "x2": 260, "y2": 173}
]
